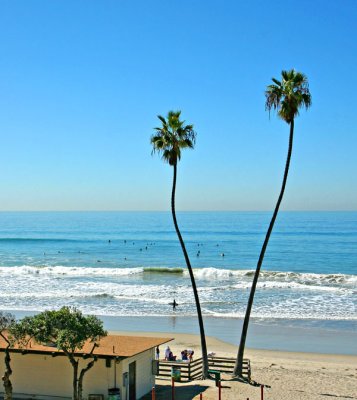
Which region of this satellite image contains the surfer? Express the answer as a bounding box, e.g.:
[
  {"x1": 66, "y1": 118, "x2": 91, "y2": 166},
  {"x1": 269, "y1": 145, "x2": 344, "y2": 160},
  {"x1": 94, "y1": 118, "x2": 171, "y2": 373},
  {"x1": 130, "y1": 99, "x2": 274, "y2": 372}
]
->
[{"x1": 170, "y1": 299, "x2": 178, "y2": 311}]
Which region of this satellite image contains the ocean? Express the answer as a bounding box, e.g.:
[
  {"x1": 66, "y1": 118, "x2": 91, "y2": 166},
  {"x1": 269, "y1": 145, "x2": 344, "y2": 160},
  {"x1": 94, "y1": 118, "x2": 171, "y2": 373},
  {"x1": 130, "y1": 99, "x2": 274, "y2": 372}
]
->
[{"x1": 0, "y1": 211, "x2": 356, "y2": 354}]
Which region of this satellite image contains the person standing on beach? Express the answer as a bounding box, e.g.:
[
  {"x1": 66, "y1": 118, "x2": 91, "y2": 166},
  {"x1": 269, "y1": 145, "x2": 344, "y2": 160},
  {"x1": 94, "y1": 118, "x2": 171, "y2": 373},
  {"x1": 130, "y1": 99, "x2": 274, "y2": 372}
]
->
[
  {"x1": 156, "y1": 346, "x2": 160, "y2": 360},
  {"x1": 172, "y1": 299, "x2": 177, "y2": 311},
  {"x1": 164, "y1": 346, "x2": 171, "y2": 360}
]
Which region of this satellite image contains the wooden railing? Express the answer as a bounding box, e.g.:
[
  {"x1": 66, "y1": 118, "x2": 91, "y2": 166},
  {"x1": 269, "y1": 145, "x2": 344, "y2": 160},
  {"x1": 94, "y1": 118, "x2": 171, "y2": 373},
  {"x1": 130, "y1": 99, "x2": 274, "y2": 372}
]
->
[
  {"x1": 157, "y1": 356, "x2": 251, "y2": 382},
  {"x1": 208, "y1": 356, "x2": 251, "y2": 381},
  {"x1": 157, "y1": 357, "x2": 202, "y2": 381}
]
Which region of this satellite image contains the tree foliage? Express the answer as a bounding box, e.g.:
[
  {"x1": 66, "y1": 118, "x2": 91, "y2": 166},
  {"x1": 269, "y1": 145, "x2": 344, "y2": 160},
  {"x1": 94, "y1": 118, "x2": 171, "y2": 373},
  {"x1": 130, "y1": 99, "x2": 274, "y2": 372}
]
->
[
  {"x1": 13, "y1": 307, "x2": 105, "y2": 351},
  {"x1": 265, "y1": 69, "x2": 311, "y2": 123},
  {"x1": 12, "y1": 307, "x2": 107, "y2": 400},
  {"x1": 0, "y1": 312, "x2": 15, "y2": 341},
  {"x1": 151, "y1": 110, "x2": 196, "y2": 166}
]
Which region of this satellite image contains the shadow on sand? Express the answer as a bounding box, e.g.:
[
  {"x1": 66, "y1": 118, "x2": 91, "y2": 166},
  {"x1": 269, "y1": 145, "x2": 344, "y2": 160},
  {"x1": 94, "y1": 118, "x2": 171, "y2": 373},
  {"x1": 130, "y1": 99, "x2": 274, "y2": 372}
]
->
[
  {"x1": 141, "y1": 382, "x2": 210, "y2": 400},
  {"x1": 228, "y1": 374, "x2": 271, "y2": 389}
]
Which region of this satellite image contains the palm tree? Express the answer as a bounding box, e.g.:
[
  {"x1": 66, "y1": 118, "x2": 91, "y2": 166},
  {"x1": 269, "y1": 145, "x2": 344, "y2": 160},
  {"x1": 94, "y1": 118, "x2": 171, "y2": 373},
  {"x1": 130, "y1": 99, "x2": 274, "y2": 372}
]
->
[
  {"x1": 234, "y1": 69, "x2": 312, "y2": 377},
  {"x1": 151, "y1": 110, "x2": 209, "y2": 378}
]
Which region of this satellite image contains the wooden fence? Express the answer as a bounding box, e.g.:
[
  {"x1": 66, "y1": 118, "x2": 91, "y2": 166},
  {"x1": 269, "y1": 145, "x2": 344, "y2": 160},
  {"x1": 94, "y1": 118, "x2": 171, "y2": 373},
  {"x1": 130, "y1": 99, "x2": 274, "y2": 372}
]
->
[{"x1": 157, "y1": 356, "x2": 251, "y2": 382}]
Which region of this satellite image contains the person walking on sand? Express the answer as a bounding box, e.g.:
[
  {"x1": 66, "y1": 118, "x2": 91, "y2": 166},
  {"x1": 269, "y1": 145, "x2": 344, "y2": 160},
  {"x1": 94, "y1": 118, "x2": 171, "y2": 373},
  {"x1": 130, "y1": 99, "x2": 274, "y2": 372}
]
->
[{"x1": 156, "y1": 346, "x2": 160, "y2": 360}]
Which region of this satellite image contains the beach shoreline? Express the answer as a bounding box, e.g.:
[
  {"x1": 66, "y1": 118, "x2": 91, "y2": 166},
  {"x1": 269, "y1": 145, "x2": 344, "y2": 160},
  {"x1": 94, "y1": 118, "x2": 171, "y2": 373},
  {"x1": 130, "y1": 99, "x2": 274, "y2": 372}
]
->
[
  {"x1": 101, "y1": 314, "x2": 357, "y2": 356},
  {"x1": 109, "y1": 328, "x2": 357, "y2": 363},
  {"x1": 10, "y1": 311, "x2": 357, "y2": 356}
]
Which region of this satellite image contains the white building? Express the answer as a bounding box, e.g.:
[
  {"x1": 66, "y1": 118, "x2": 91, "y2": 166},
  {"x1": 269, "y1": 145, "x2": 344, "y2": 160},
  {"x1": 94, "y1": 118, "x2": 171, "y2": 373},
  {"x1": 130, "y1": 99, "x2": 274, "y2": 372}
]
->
[{"x1": 0, "y1": 334, "x2": 172, "y2": 400}]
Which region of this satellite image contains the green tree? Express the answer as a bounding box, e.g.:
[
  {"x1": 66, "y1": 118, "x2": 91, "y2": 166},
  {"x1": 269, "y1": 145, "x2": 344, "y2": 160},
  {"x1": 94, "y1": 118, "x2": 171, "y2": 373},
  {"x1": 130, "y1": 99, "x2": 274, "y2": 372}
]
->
[
  {"x1": 12, "y1": 307, "x2": 107, "y2": 400},
  {"x1": 151, "y1": 110, "x2": 209, "y2": 378},
  {"x1": 0, "y1": 312, "x2": 16, "y2": 400},
  {"x1": 234, "y1": 69, "x2": 312, "y2": 377}
]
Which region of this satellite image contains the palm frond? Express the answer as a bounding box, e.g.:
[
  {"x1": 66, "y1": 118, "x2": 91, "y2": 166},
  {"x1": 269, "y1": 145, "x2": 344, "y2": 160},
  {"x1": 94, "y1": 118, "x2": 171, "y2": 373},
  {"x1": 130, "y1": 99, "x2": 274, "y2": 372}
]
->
[
  {"x1": 271, "y1": 78, "x2": 281, "y2": 86},
  {"x1": 265, "y1": 69, "x2": 311, "y2": 123},
  {"x1": 157, "y1": 115, "x2": 167, "y2": 126}
]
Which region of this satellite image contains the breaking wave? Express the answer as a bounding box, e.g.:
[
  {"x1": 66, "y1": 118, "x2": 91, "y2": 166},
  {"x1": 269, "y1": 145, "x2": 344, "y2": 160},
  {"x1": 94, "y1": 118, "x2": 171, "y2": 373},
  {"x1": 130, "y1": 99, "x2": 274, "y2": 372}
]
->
[{"x1": 0, "y1": 265, "x2": 355, "y2": 289}]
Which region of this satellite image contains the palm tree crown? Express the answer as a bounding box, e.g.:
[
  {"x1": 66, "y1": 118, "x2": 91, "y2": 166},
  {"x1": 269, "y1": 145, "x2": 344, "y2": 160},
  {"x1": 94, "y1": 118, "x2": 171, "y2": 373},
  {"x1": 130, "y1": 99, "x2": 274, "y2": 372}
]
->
[
  {"x1": 265, "y1": 69, "x2": 311, "y2": 124},
  {"x1": 151, "y1": 111, "x2": 196, "y2": 166}
]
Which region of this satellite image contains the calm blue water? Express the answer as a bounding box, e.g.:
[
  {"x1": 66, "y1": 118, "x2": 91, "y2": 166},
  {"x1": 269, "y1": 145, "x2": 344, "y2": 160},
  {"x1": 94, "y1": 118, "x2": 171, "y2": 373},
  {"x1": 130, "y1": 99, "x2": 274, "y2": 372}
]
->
[{"x1": 0, "y1": 211, "x2": 356, "y2": 323}]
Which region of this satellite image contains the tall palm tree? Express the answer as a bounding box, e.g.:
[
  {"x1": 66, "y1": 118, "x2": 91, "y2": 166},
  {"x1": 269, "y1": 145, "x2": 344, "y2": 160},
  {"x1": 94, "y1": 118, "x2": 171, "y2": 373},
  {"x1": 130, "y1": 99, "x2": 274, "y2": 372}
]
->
[
  {"x1": 151, "y1": 110, "x2": 209, "y2": 378},
  {"x1": 234, "y1": 69, "x2": 312, "y2": 377}
]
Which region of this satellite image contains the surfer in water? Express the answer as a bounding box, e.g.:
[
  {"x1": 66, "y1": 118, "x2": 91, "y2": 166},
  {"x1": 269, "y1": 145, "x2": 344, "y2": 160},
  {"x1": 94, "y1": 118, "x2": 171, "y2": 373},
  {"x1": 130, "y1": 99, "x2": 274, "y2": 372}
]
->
[{"x1": 170, "y1": 299, "x2": 178, "y2": 311}]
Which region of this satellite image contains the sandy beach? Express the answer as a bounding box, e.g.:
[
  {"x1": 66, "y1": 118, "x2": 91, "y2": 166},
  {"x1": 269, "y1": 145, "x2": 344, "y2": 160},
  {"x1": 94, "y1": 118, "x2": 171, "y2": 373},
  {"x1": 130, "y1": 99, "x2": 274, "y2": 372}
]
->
[{"x1": 113, "y1": 330, "x2": 357, "y2": 400}]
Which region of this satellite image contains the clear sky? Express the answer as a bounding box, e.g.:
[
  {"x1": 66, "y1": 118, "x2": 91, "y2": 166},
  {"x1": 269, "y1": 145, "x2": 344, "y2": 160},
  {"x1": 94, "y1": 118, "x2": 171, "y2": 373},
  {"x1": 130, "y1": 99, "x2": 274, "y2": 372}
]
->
[{"x1": 0, "y1": 0, "x2": 356, "y2": 211}]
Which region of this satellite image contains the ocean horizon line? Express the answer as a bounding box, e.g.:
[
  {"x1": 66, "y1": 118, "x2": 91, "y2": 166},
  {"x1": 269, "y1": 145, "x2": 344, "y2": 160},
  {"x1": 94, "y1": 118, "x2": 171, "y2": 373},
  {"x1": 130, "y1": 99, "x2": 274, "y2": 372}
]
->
[{"x1": 0, "y1": 210, "x2": 357, "y2": 213}]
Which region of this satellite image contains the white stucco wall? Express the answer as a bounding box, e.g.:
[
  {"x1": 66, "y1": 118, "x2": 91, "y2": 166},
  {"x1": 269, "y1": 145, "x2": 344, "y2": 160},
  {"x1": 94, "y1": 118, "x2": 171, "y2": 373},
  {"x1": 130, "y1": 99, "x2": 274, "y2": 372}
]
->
[
  {"x1": 0, "y1": 349, "x2": 155, "y2": 400},
  {"x1": 121, "y1": 348, "x2": 155, "y2": 399}
]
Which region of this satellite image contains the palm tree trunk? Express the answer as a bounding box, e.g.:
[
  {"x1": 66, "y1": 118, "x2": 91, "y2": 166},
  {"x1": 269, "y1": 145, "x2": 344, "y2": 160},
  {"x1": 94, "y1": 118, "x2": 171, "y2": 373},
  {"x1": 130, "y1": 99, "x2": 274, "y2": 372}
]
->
[
  {"x1": 2, "y1": 344, "x2": 13, "y2": 400},
  {"x1": 234, "y1": 119, "x2": 294, "y2": 377},
  {"x1": 171, "y1": 163, "x2": 209, "y2": 379}
]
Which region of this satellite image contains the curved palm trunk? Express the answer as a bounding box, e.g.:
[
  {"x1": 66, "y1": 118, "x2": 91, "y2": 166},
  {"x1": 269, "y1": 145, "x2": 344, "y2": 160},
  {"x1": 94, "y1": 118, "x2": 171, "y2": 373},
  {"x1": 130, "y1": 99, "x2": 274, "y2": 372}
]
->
[
  {"x1": 171, "y1": 163, "x2": 209, "y2": 379},
  {"x1": 234, "y1": 119, "x2": 294, "y2": 377}
]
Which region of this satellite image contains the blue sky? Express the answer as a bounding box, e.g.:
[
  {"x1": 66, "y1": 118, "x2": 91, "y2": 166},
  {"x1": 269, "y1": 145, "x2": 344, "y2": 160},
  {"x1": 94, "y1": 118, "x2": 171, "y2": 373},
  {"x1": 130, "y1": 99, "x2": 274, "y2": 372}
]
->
[{"x1": 0, "y1": 0, "x2": 356, "y2": 211}]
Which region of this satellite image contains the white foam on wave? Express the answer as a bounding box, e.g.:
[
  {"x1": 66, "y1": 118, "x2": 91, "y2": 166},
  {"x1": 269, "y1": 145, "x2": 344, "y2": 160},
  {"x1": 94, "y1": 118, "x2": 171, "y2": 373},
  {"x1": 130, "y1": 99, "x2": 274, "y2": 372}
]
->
[
  {"x1": 190, "y1": 267, "x2": 239, "y2": 279},
  {"x1": 1, "y1": 265, "x2": 356, "y2": 286},
  {"x1": 0, "y1": 265, "x2": 144, "y2": 277},
  {"x1": 191, "y1": 268, "x2": 357, "y2": 290},
  {"x1": 227, "y1": 280, "x2": 353, "y2": 293},
  {"x1": 0, "y1": 290, "x2": 172, "y2": 305},
  {"x1": 1, "y1": 295, "x2": 356, "y2": 321},
  {"x1": 202, "y1": 310, "x2": 357, "y2": 320},
  {"x1": 0, "y1": 265, "x2": 355, "y2": 320}
]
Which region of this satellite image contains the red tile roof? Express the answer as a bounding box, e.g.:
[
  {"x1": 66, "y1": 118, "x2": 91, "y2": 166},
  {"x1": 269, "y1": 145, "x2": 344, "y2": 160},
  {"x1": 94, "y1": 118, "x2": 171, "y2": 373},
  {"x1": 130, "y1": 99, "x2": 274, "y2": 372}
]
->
[{"x1": 0, "y1": 334, "x2": 172, "y2": 358}]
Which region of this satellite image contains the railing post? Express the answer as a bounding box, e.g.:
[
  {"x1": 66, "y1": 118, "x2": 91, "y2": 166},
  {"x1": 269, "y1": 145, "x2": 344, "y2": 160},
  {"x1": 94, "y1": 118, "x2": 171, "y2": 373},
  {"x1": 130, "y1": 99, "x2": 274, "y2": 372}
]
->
[
  {"x1": 200, "y1": 393, "x2": 203, "y2": 400},
  {"x1": 171, "y1": 377, "x2": 175, "y2": 400},
  {"x1": 151, "y1": 386, "x2": 155, "y2": 400},
  {"x1": 218, "y1": 380, "x2": 221, "y2": 400},
  {"x1": 261, "y1": 384, "x2": 264, "y2": 400}
]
